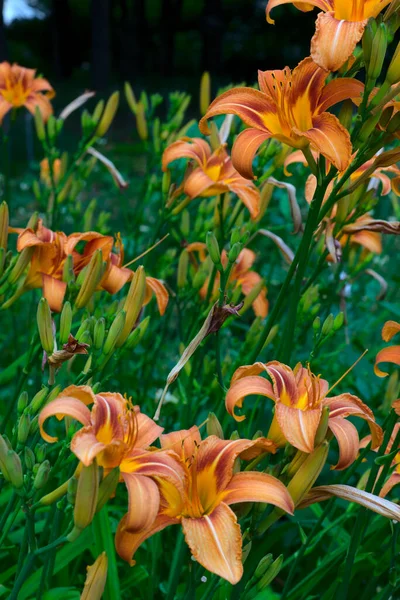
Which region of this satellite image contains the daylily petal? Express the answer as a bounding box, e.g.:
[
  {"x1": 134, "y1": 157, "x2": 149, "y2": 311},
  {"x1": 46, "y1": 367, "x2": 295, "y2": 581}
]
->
[
  {"x1": 144, "y1": 277, "x2": 169, "y2": 315},
  {"x1": 225, "y1": 375, "x2": 275, "y2": 422},
  {"x1": 199, "y1": 88, "x2": 275, "y2": 135},
  {"x1": 182, "y1": 503, "x2": 243, "y2": 585},
  {"x1": 70, "y1": 426, "x2": 106, "y2": 466},
  {"x1": 42, "y1": 275, "x2": 67, "y2": 313},
  {"x1": 274, "y1": 403, "x2": 322, "y2": 453},
  {"x1": 328, "y1": 417, "x2": 359, "y2": 470},
  {"x1": 120, "y1": 449, "x2": 186, "y2": 493},
  {"x1": 122, "y1": 473, "x2": 160, "y2": 532},
  {"x1": 135, "y1": 411, "x2": 164, "y2": 448},
  {"x1": 183, "y1": 167, "x2": 216, "y2": 198},
  {"x1": 224, "y1": 471, "x2": 294, "y2": 514},
  {"x1": 230, "y1": 362, "x2": 270, "y2": 384},
  {"x1": 299, "y1": 112, "x2": 351, "y2": 171},
  {"x1": 265, "y1": 361, "x2": 299, "y2": 405},
  {"x1": 227, "y1": 179, "x2": 261, "y2": 220},
  {"x1": 382, "y1": 320, "x2": 400, "y2": 342},
  {"x1": 116, "y1": 512, "x2": 178, "y2": 566},
  {"x1": 39, "y1": 398, "x2": 92, "y2": 443},
  {"x1": 231, "y1": 129, "x2": 271, "y2": 180},
  {"x1": 91, "y1": 393, "x2": 125, "y2": 442},
  {"x1": 266, "y1": 0, "x2": 332, "y2": 24},
  {"x1": 290, "y1": 57, "x2": 328, "y2": 116},
  {"x1": 380, "y1": 472, "x2": 400, "y2": 498},
  {"x1": 160, "y1": 426, "x2": 201, "y2": 461},
  {"x1": 317, "y1": 77, "x2": 364, "y2": 113},
  {"x1": 58, "y1": 384, "x2": 96, "y2": 407},
  {"x1": 100, "y1": 264, "x2": 131, "y2": 294},
  {"x1": 162, "y1": 138, "x2": 211, "y2": 171},
  {"x1": 375, "y1": 346, "x2": 400, "y2": 377},
  {"x1": 311, "y1": 12, "x2": 367, "y2": 72},
  {"x1": 298, "y1": 484, "x2": 400, "y2": 521},
  {"x1": 347, "y1": 231, "x2": 382, "y2": 254},
  {"x1": 323, "y1": 393, "x2": 383, "y2": 448}
]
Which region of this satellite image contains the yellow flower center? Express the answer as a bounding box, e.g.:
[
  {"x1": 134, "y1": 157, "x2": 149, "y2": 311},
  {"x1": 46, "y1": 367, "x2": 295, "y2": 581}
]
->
[
  {"x1": 334, "y1": 0, "x2": 389, "y2": 21},
  {"x1": 1, "y1": 79, "x2": 30, "y2": 107}
]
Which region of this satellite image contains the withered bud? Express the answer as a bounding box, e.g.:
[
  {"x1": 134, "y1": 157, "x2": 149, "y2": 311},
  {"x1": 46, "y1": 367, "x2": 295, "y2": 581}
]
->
[{"x1": 205, "y1": 302, "x2": 244, "y2": 336}]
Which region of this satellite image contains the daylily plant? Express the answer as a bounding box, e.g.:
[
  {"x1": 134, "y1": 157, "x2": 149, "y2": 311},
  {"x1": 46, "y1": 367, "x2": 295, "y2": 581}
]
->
[
  {"x1": 39, "y1": 385, "x2": 182, "y2": 533},
  {"x1": 225, "y1": 360, "x2": 383, "y2": 468},
  {"x1": 199, "y1": 58, "x2": 364, "y2": 177},
  {"x1": 10, "y1": 220, "x2": 168, "y2": 313},
  {"x1": 265, "y1": 0, "x2": 392, "y2": 71},
  {"x1": 375, "y1": 320, "x2": 400, "y2": 376},
  {"x1": 162, "y1": 138, "x2": 261, "y2": 220},
  {"x1": 0, "y1": 61, "x2": 55, "y2": 123},
  {"x1": 115, "y1": 426, "x2": 293, "y2": 584}
]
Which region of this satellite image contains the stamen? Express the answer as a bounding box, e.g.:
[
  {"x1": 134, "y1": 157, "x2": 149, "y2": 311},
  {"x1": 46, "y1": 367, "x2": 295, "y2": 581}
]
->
[{"x1": 325, "y1": 349, "x2": 368, "y2": 396}]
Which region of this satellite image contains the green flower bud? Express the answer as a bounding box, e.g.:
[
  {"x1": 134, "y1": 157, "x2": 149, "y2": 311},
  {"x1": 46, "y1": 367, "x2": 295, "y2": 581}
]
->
[
  {"x1": 37, "y1": 297, "x2": 55, "y2": 355},
  {"x1": 181, "y1": 210, "x2": 190, "y2": 237},
  {"x1": 29, "y1": 415, "x2": 39, "y2": 435},
  {"x1": 338, "y1": 99, "x2": 354, "y2": 130},
  {"x1": 257, "y1": 555, "x2": 283, "y2": 590},
  {"x1": 0, "y1": 434, "x2": 11, "y2": 482},
  {"x1": 192, "y1": 268, "x2": 208, "y2": 290},
  {"x1": 254, "y1": 554, "x2": 274, "y2": 578},
  {"x1": 33, "y1": 459, "x2": 51, "y2": 489},
  {"x1": 96, "y1": 91, "x2": 119, "y2": 137},
  {"x1": 93, "y1": 318, "x2": 106, "y2": 350},
  {"x1": 17, "y1": 413, "x2": 31, "y2": 445},
  {"x1": 47, "y1": 115, "x2": 57, "y2": 143},
  {"x1": 35, "y1": 444, "x2": 47, "y2": 463},
  {"x1": 312, "y1": 316, "x2": 321, "y2": 333},
  {"x1": 200, "y1": 71, "x2": 211, "y2": 116},
  {"x1": 102, "y1": 311, "x2": 126, "y2": 356},
  {"x1": 59, "y1": 301, "x2": 72, "y2": 345},
  {"x1": 125, "y1": 316, "x2": 150, "y2": 349},
  {"x1": 62, "y1": 254, "x2": 75, "y2": 285},
  {"x1": 206, "y1": 412, "x2": 224, "y2": 439},
  {"x1": 17, "y1": 391, "x2": 29, "y2": 414},
  {"x1": 117, "y1": 267, "x2": 146, "y2": 347},
  {"x1": 321, "y1": 313, "x2": 334, "y2": 337},
  {"x1": 24, "y1": 447, "x2": 35, "y2": 471},
  {"x1": 28, "y1": 387, "x2": 49, "y2": 415},
  {"x1": 67, "y1": 476, "x2": 78, "y2": 505},
  {"x1": 362, "y1": 19, "x2": 377, "y2": 67},
  {"x1": 5, "y1": 450, "x2": 24, "y2": 489},
  {"x1": 92, "y1": 99, "x2": 105, "y2": 123},
  {"x1": 314, "y1": 406, "x2": 330, "y2": 446},
  {"x1": 206, "y1": 232, "x2": 221, "y2": 266},
  {"x1": 228, "y1": 242, "x2": 241, "y2": 263},
  {"x1": 34, "y1": 106, "x2": 46, "y2": 141},
  {"x1": 67, "y1": 462, "x2": 99, "y2": 540},
  {"x1": 177, "y1": 250, "x2": 189, "y2": 288},
  {"x1": 75, "y1": 250, "x2": 104, "y2": 309},
  {"x1": 230, "y1": 228, "x2": 241, "y2": 246},
  {"x1": 333, "y1": 312, "x2": 344, "y2": 331},
  {"x1": 386, "y1": 39, "x2": 400, "y2": 84},
  {"x1": 162, "y1": 170, "x2": 171, "y2": 197},
  {"x1": 368, "y1": 23, "x2": 387, "y2": 81}
]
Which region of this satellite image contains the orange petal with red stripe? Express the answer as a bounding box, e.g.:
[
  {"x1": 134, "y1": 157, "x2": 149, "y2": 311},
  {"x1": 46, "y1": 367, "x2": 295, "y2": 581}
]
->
[
  {"x1": 39, "y1": 397, "x2": 91, "y2": 443},
  {"x1": 224, "y1": 471, "x2": 294, "y2": 513},
  {"x1": 311, "y1": 12, "x2": 366, "y2": 72},
  {"x1": 275, "y1": 403, "x2": 322, "y2": 453},
  {"x1": 231, "y1": 128, "x2": 271, "y2": 180}
]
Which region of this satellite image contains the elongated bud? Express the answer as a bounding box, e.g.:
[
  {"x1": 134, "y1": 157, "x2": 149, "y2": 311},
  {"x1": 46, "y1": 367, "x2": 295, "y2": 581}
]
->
[
  {"x1": 368, "y1": 23, "x2": 387, "y2": 81},
  {"x1": 357, "y1": 112, "x2": 381, "y2": 144},
  {"x1": 362, "y1": 20, "x2": 377, "y2": 68},
  {"x1": 0, "y1": 202, "x2": 9, "y2": 257},
  {"x1": 125, "y1": 315, "x2": 150, "y2": 349},
  {"x1": 206, "y1": 232, "x2": 221, "y2": 266},
  {"x1": 37, "y1": 298, "x2": 55, "y2": 355},
  {"x1": 33, "y1": 459, "x2": 51, "y2": 489},
  {"x1": 28, "y1": 386, "x2": 49, "y2": 414},
  {"x1": 177, "y1": 250, "x2": 189, "y2": 288},
  {"x1": 96, "y1": 91, "x2": 119, "y2": 137},
  {"x1": 314, "y1": 407, "x2": 330, "y2": 447},
  {"x1": 5, "y1": 450, "x2": 24, "y2": 489},
  {"x1": 257, "y1": 555, "x2": 283, "y2": 590},
  {"x1": 117, "y1": 267, "x2": 146, "y2": 347},
  {"x1": 75, "y1": 250, "x2": 104, "y2": 309},
  {"x1": 103, "y1": 311, "x2": 126, "y2": 355},
  {"x1": 0, "y1": 434, "x2": 11, "y2": 481},
  {"x1": 283, "y1": 450, "x2": 308, "y2": 478},
  {"x1": 386, "y1": 40, "x2": 400, "y2": 84},
  {"x1": 29, "y1": 415, "x2": 39, "y2": 435},
  {"x1": 254, "y1": 554, "x2": 273, "y2": 579},
  {"x1": 124, "y1": 82, "x2": 137, "y2": 114},
  {"x1": 228, "y1": 242, "x2": 241, "y2": 263},
  {"x1": 47, "y1": 115, "x2": 57, "y2": 143},
  {"x1": 8, "y1": 246, "x2": 34, "y2": 284},
  {"x1": 92, "y1": 100, "x2": 105, "y2": 124},
  {"x1": 67, "y1": 476, "x2": 78, "y2": 505},
  {"x1": 206, "y1": 412, "x2": 224, "y2": 439},
  {"x1": 59, "y1": 301, "x2": 72, "y2": 345},
  {"x1": 24, "y1": 447, "x2": 35, "y2": 471},
  {"x1": 96, "y1": 467, "x2": 120, "y2": 513},
  {"x1": 93, "y1": 318, "x2": 106, "y2": 350},
  {"x1": 200, "y1": 71, "x2": 211, "y2": 116},
  {"x1": 230, "y1": 228, "x2": 241, "y2": 246},
  {"x1": 76, "y1": 318, "x2": 92, "y2": 342},
  {"x1": 338, "y1": 100, "x2": 354, "y2": 130},
  {"x1": 193, "y1": 268, "x2": 208, "y2": 290},
  {"x1": 312, "y1": 316, "x2": 321, "y2": 333},
  {"x1": 67, "y1": 461, "x2": 99, "y2": 540},
  {"x1": 34, "y1": 106, "x2": 46, "y2": 141},
  {"x1": 81, "y1": 552, "x2": 108, "y2": 600},
  {"x1": 17, "y1": 413, "x2": 31, "y2": 445},
  {"x1": 288, "y1": 441, "x2": 329, "y2": 506},
  {"x1": 321, "y1": 313, "x2": 334, "y2": 337},
  {"x1": 333, "y1": 312, "x2": 344, "y2": 331},
  {"x1": 17, "y1": 391, "x2": 28, "y2": 414},
  {"x1": 162, "y1": 170, "x2": 171, "y2": 196},
  {"x1": 35, "y1": 444, "x2": 47, "y2": 463},
  {"x1": 136, "y1": 102, "x2": 148, "y2": 140}
]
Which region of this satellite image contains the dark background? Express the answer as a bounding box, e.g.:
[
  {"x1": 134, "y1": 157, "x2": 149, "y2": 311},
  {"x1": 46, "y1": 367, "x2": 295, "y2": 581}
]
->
[{"x1": 0, "y1": 0, "x2": 316, "y2": 100}]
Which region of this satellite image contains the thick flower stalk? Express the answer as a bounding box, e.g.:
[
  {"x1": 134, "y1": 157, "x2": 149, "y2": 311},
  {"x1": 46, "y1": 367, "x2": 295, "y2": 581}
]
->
[
  {"x1": 199, "y1": 57, "x2": 364, "y2": 177},
  {"x1": 162, "y1": 138, "x2": 261, "y2": 219},
  {"x1": 0, "y1": 61, "x2": 55, "y2": 122},
  {"x1": 265, "y1": 0, "x2": 392, "y2": 71},
  {"x1": 226, "y1": 361, "x2": 383, "y2": 468},
  {"x1": 115, "y1": 426, "x2": 294, "y2": 584}
]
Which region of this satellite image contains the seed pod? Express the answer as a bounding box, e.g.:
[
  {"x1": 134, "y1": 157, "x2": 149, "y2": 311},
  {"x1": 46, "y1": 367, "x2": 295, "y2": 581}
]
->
[
  {"x1": 96, "y1": 91, "x2": 119, "y2": 137},
  {"x1": 60, "y1": 301, "x2": 72, "y2": 345},
  {"x1": 33, "y1": 459, "x2": 51, "y2": 489},
  {"x1": 37, "y1": 298, "x2": 55, "y2": 355}
]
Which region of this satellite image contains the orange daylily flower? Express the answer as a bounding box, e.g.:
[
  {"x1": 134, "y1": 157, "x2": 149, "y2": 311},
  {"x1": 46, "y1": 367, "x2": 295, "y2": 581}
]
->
[
  {"x1": 186, "y1": 243, "x2": 269, "y2": 318},
  {"x1": 115, "y1": 426, "x2": 293, "y2": 584},
  {"x1": 265, "y1": 0, "x2": 392, "y2": 71},
  {"x1": 10, "y1": 220, "x2": 168, "y2": 313},
  {"x1": 39, "y1": 385, "x2": 183, "y2": 533},
  {"x1": 0, "y1": 62, "x2": 54, "y2": 123},
  {"x1": 375, "y1": 320, "x2": 400, "y2": 376},
  {"x1": 226, "y1": 361, "x2": 383, "y2": 469},
  {"x1": 199, "y1": 58, "x2": 364, "y2": 177},
  {"x1": 162, "y1": 138, "x2": 261, "y2": 220},
  {"x1": 360, "y1": 423, "x2": 400, "y2": 498}
]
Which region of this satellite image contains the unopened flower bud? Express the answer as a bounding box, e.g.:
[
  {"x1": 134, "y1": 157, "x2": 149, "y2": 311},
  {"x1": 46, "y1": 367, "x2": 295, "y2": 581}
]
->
[
  {"x1": 283, "y1": 449, "x2": 308, "y2": 478},
  {"x1": 177, "y1": 250, "x2": 189, "y2": 288},
  {"x1": 81, "y1": 552, "x2": 108, "y2": 600},
  {"x1": 368, "y1": 23, "x2": 387, "y2": 81},
  {"x1": 91, "y1": 100, "x2": 104, "y2": 125},
  {"x1": 67, "y1": 461, "x2": 99, "y2": 540},
  {"x1": 181, "y1": 211, "x2": 190, "y2": 237},
  {"x1": 362, "y1": 19, "x2": 377, "y2": 68},
  {"x1": 162, "y1": 170, "x2": 171, "y2": 197},
  {"x1": 230, "y1": 228, "x2": 241, "y2": 246},
  {"x1": 103, "y1": 310, "x2": 126, "y2": 356},
  {"x1": 24, "y1": 447, "x2": 35, "y2": 471},
  {"x1": 312, "y1": 316, "x2": 321, "y2": 333},
  {"x1": 96, "y1": 467, "x2": 120, "y2": 513},
  {"x1": 193, "y1": 268, "x2": 208, "y2": 290},
  {"x1": 75, "y1": 250, "x2": 104, "y2": 309},
  {"x1": 17, "y1": 391, "x2": 28, "y2": 414},
  {"x1": 59, "y1": 301, "x2": 72, "y2": 345},
  {"x1": 136, "y1": 102, "x2": 148, "y2": 141},
  {"x1": 35, "y1": 444, "x2": 47, "y2": 463},
  {"x1": 17, "y1": 413, "x2": 31, "y2": 445},
  {"x1": 67, "y1": 475, "x2": 78, "y2": 505},
  {"x1": 379, "y1": 106, "x2": 394, "y2": 129},
  {"x1": 321, "y1": 313, "x2": 334, "y2": 337},
  {"x1": 257, "y1": 555, "x2": 283, "y2": 591},
  {"x1": 33, "y1": 459, "x2": 51, "y2": 489},
  {"x1": 228, "y1": 242, "x2": 241, "y2": 264},
  {"x1": 386, "y1": 40, "x2": 400, "y2": 84},
  {"x1": 124, "y1": 82, "x2": 137, "y2": 114},
  {"x1": 333, "y1": 312, "x2": 344, "y2": 331},
  {"x1": 37, "y1": 297, "x2": 55, "y2": 355},
  {"x1": 287, "y1": 441, "x2": 329, "y2": 506},
  {"x1": 117, "y1": 266, "x2": 146, "y2": 347},
  {"x1": 239, "y1": 279, "x2": 265, "y2": 315},
  {"x1": 93, "y1": 318, "x2": 106, "y2": 350},
  {"x1": 5, "y1": 450, "x2": 24, "y2": 489},
  {"x1": 357, "y1": 112, "x2": 381, "y2": 144},
  {"x1": 206, "y1": 232, "x2": 221, "y2": 266},
  {"x1": 206, "y1": 412, "x2": 224, "y2": 439},
  {"x1": 29, "y1": 415, "x2": 39, "y2": 434},
  {"x1": 200, "y1": 71, "x2": 211, "y2": 116},
  {"x1": 47, "y1": 115, "x2": 57, "y2": 143},
  {"x1": 28, "y1": 387, "x2": 49, "y2": 415},
  {"x1": 314, "y1": 407, "x2": 330, "y2": 446},
  {"x1": 125, "y1": 316, "x2": 150, "y2": 349},
  {"x1": 34, "y1": 106, "x2": 46, "y2": 141},
  {"x1": 0, "y1": 434, "x2": 11, "y2": 481},
  {"x1": 96, "y1": 91, "x2": 119, "y2": 137},
  {"x1": 230, "y1": 430, "x2": 240, "y2": 440},
  {"x1": 8, "y1": 246, "x2": 34, "y2": 284},
  {"x1": 0, "y1": 202, "x2": 9, "y2": 260},
  {"x1": 62, "y1": 254, "x2": 75, "y2": 285}
]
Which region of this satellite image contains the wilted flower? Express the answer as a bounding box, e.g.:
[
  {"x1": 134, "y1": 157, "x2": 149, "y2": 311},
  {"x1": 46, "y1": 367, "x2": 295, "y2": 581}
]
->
[
  {"x1": 199, "y1": 58, "x2": 364, "y2": 176},
  {"x1": 115, "y1": 426, "x2": 293, "y2": 584},
  {"x1": 226, "y1": 360, "x2": 383, "y2": 468},
  {"x1": 0, "y1": 61, "x2": 54, "y2": 123},
  {"x1": 162, "y1": 138, "x2": 261, "y2": 220},
  {"x1": 265, "y1": 0, "x2": 392, "y2": 71}
]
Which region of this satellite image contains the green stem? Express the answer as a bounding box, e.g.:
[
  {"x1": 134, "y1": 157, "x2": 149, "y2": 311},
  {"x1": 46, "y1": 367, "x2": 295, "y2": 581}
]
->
[{"x1": 166, "y1": 531, "x2": 186, "y2": 600}]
